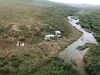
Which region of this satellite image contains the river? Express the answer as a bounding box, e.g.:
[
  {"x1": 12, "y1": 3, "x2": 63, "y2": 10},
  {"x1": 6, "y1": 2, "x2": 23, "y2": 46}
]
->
[{"x1": 59, "y1": 16, "x2": 98, "y2": 75}]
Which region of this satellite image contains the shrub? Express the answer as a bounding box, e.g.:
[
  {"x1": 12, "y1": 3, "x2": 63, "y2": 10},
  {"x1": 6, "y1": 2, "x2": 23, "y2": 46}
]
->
[
  {"x1": 24, "y1": 53, "x2": 30, "y2": 56},
  {"x1": 2, "y1": 60, "x2": 9, "y2": 65},
  {"x1": 45, "y1": 53, "x2": 48, "y2": 56},
  {"x1": 62, "y1": 62, "x2": 72, "y2": 70},
  {"x1": 11, "y1": 68, "x2": 19, "y2": 73},
  {"x1": 39, "y1": 55, "x2": 42, "y2": 58},
  {"x1": 24, "y1": 35, "x2": 29, "y2": 38},
  {"x1": 19, "y1": 25, "x2": 28, "y2": 31},
  {"x1": 71, "y1": 59, "x2": 77, "y2": 66},
  {"x1": 0, "y1": 63, "x2": 4, "y2": 67},
  {"x1": 10, "y1": 55, "x2": 24, "y2": 67},
  {"x1": 53, "y1": 55, "x2": 59, "y2": 60},
  {"x1": 0, "y1": 67, "x2": 10, "y2": 74},
  {"x1": 76, "y1": 22, "x2": 80, "y2": 25},
  {"x1": 45, "y1": 58, "x2": 51, "y2": 63},
  {"x1": 3, "y1": 35, "x2": 8, "y2": 38},
  {"x1": 77, "y1": 45, "x2": 88, "y2": 51},
  {"x1": 0, "y1": 27, "x2": 4, "y2": 34},
  {"x1": 13, "y1": 34, "x2": 19, "y2": 37},
  {"x1": 11, "y1": 60, "x2": 22, "y2": 67},
  {"x1": 0, "y1": 56, "x2": 5, "y2": 60},
  {"x1": 71, "y1": 68, "x2": 80, "y2": 75},
  {"x1": 10, "y1": 55, "x2": 19, "y2": 61},
  {"x1": 35, "y1": 31, "x2": 41, "y2": 36},
  {"x1": 31, "y1": 67, "x2": 37, "y2": 72},
  {"x1": 85, "y1": 45, "x2": 100, "y2": 75},
  {"x1": 19, "y1": 38, "x2": 25, "y2": 41},
  {"x1": 11, "y1": 55, "x2": 16, "y2": 58},
  {"x1": 83, "y1": 50, "x2": 92, "y2": 65}
]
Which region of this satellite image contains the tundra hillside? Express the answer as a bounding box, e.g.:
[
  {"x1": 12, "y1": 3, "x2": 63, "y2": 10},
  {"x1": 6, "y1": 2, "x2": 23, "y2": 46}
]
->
[{"x1": 0, "y1": 0, "x2": 81, "y2": 75}]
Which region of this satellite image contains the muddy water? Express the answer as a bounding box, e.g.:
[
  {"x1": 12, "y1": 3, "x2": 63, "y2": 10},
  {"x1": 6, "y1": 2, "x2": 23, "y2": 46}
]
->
[{"x1": 59, "y1": 16, "x2": 98, "y2": 75}]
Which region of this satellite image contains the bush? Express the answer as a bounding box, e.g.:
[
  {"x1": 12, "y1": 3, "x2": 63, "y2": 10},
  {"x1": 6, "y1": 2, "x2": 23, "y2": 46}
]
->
[
  {"x1": 0, "y1": 67, "x2": 10, "y2": 74},
  {"x1": 0, "y1": 27, "x2": 4, "y2": 34},
  {"x1": 11, "y1": 68, "x2": 19, "y2": 73},
  {"x1": 10, "y1": 55, "x2": 19, "y2": 61},
  {"x1": 77, "y1": 43, "x2": 96, "y2": 51},
  {"x1": 45, "y1": 53, "x2": 48, "y2": 56},
  {"x1": 24, "y1": 35, "x2": 29, "y2": 38},
  {"x1": 45, "y1": 58, "x2": 51, "y2": 63},
  {"x1": 11, "y1": 54, "x2": 16, "y2": 58},
  {"x1": 11, "y1": 60, "x2": 22, "y2": 67},
  {"x1": 0, "y1": 56, "x2": 5, "y2": 60},
  {"x1": 2, "y1": 60, "x2": 9, "y2": 65},
  {"x1": 53, "y1": 55, "x2": 59, "y2": 60},
  {"x1": 24, "y1": 53, "x2": 30, "y2": 56},
  {"x1": 19, "y1": 38, "x2": 25, "y2": 41},
  {"x1": 71, "y1": 68, "x2": 80, "y2": 75},
  {"x1": 31, "y1": 67, "x2": 37, "y2": 72},
  {"x1": 13, "y1": 34, "x2": 19, "y2": 37},
  {"x1": 10, "y1": 55, "x2": 23, "y2": 67},
  {"x1": 0, "y1": 63, "x2": 4, "y2": 67},
  {"x1": 3, "y1": 35, "x2": 8, "y2": 38},
  {"x1": 35, "y1": 31, "x2": 41, "y2": 36},
  {"x1": 71, "y1": 59, "x2": 77, "y2": 66},
  {"x1": 62, "y1": 62, "x2": 72, "y2": 70},
  {"x1": 19, "y1": 25, "x2": 28, "y2": 31},
  {"x1": 85, "y1": 45, "x2": 100, "y2": 75},
  {"x1": 77, "y1": 45, "x2": 88, "y2": 51}
]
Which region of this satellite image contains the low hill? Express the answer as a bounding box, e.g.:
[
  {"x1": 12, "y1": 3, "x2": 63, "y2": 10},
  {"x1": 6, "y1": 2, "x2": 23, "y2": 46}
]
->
[{"x1": 0, "y1": 0, "x2": 81, "y2": 75}]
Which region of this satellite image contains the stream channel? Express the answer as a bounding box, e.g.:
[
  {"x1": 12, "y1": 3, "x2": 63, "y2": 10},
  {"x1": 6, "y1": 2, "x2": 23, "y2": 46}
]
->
[{"x1": 59, "y1": 16, "x2": 98, "y2": 75}]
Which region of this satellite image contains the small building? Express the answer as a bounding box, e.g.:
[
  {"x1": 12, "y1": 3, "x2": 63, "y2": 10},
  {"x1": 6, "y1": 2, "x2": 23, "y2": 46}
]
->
[
  {"x1": 45, "y1": 34, "x2": 55, "y2": 40},
  {"x1": 55, "y1": 31, "x2": 61, "y2": 37}
]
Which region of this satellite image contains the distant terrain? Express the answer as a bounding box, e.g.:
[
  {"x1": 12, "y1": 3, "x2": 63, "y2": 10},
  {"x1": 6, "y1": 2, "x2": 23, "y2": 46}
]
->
[{"x1": 65, "y1": 3, "x2": 100, "y2": 7}]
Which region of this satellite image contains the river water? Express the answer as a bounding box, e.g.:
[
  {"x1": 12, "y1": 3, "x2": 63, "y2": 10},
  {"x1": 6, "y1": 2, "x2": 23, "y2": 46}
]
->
[{"x1": 59, "y1": 16, "x2": 98, "y2": 75}]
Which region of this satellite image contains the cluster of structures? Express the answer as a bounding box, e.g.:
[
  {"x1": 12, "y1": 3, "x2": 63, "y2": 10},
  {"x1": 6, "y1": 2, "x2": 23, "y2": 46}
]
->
[
  {"x1": 44, "y1": 31, "x2": 61, "y2": 41},
  {"x1": 17, "y1": 41, "x2": 24, "y2": 49}
]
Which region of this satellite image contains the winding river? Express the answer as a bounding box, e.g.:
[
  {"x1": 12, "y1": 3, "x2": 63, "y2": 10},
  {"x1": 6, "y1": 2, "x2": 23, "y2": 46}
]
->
[{"x1": 59, "y1": 16, "x2": 98, "y2": 75}]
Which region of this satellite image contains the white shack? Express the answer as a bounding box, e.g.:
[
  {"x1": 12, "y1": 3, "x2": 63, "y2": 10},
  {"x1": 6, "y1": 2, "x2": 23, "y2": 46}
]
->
[
  {"x1": 55, "y1": 31, "x2": 61, "y2": 37},
  {"x1": 45, "y1": 34, "x2": 55, "y2": 40}
]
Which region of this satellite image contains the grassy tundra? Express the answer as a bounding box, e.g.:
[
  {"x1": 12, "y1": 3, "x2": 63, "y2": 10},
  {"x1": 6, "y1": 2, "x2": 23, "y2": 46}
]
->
[{"x1": 0, "y1": 0, "x2": 81, "y2": 75}]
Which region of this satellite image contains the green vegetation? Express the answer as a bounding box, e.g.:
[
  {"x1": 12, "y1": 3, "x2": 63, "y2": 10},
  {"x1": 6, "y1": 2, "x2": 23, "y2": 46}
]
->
[
  {"x1": 0, "y1": 55, "x2": 24, "y2": 74},
  {"x1": 0, "y1": 67, "x2": 11, "y2": 74},
  {"x1": 10, "y1": 55, "x2": 24, "y2": 67},
  {"x1": 34, "y1": 56, "x2": 80, "y2": 75},
  {"x1": 24, "y1": 53, "x2": 30, "y2": 56},
  {"x1": 19, "y1": 38, "x2": 26, "y2": 41},
  {"x1": 0, "y1": 0, "x2": 82, "y2": 75},
  {"x1": 83, "y1": 50, "x2": 92, "y2": 65},
  {"x1": 77, "y1": 11, "x2": 100, "y2": 42},
  {"x1": 77, "y1": 43, "x2": 96, "y2": 51},
  {"x1": 77, "y1": 8, "x2": 100, "y2": 75},
  {"x1": 71, "y1": 59, "x2": 77, "y2": 66},
  {"x1": 85, "y1": 45, "x2": 100, "y2": 75}
]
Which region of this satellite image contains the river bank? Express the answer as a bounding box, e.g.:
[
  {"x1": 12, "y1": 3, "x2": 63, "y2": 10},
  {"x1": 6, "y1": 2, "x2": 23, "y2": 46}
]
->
[{"x1": 59, "y1": 16, "x2": 98, "y2": 75}]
